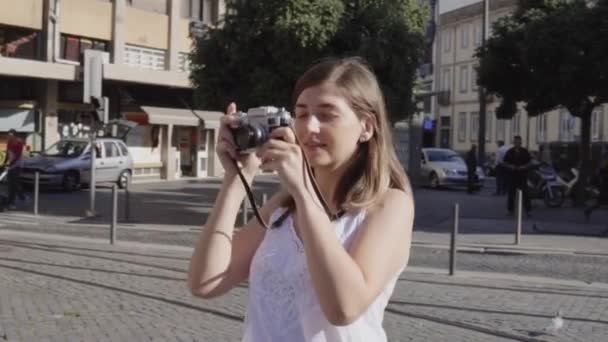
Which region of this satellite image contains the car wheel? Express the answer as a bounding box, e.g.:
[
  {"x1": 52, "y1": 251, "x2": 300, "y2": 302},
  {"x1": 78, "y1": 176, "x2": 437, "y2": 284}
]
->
[
  {"x1": 62, "y1": 171, "x2": 80, "y2": 192},
  {"x1": 429, "y1": 172, "x2": 440, "y2": 189},
  {"x1": 117, "y1": 170, "x2": 131, "y2": 189}
]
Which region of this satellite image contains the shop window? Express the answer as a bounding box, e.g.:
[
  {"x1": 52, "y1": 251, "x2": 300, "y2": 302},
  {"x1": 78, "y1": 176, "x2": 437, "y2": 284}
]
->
[{"x1": 0, "y1": 25, "x2": 40, "y2": 60}]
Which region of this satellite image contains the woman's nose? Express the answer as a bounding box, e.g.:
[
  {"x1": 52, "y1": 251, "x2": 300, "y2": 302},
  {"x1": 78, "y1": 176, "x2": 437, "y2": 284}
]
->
[{"x1": 301, "y1": 115, "x2": 321, "y2": 133}]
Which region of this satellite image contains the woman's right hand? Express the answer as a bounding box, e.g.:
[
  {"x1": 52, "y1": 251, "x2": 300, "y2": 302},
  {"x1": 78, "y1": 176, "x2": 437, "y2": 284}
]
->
[{"x1": 217, "y1": 103, "x2": 261, "y2": 182}]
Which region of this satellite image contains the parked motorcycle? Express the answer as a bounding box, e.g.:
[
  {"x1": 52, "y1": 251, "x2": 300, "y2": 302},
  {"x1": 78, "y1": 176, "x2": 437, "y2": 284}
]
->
[
  {"x1": 527, "y1": 162, "x2": 566, "y2": 208},
  {"x1": 556, "y1": 167, "x2": 580, "y2": 204}
]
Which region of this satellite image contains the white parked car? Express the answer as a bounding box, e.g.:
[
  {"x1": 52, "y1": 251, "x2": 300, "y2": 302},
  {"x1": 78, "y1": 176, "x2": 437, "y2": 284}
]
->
[
  {"x1": 421, "y1": 148, "x2": 485, "y2": 189},
  {"x1": 20, "y1": 137, "x2": 134, "y2": 192}
]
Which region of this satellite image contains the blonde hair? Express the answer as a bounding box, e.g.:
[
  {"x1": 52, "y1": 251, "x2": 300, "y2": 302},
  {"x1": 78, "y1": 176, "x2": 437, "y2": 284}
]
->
[{"x1": 275, "y1": 57, "x2": 410, "y2": 218}]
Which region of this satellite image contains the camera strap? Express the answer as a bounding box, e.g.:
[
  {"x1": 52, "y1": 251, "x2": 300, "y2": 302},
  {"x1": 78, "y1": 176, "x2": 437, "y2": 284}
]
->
[{"x1": 232, "y1": 148, "x2": 339, "y2": 230}]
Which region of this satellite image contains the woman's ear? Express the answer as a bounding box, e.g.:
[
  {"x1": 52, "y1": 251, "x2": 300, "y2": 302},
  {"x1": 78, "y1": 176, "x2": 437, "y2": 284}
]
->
[{"x1": 359, "y1": 113, "x2": 375, "y2": 142}]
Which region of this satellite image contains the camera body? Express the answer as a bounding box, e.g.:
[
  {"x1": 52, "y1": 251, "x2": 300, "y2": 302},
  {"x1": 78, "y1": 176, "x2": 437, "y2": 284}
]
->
[{"x1": 230, "y1": 106, "x2": 292, "y2": 153}]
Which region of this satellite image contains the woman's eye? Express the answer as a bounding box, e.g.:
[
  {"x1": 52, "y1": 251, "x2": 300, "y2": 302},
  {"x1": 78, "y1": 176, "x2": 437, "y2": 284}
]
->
[
  {"x1": 296, "y1": 112, "x2": 309, "y2": 119},
  {"x1": 318, "y1": 112, "x2": 336, "y2": 121}
]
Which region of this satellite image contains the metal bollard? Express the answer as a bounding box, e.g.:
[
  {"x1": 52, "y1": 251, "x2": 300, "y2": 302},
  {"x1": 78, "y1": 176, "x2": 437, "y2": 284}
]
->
[
  {"x1": 124, "y1": 183, "x2": 131, "y2": 222},
  {"x1": 242, "y1": 200, "x2": 248, "y2": 226},
  {"x1": 110, "y1": 185, "x2": 118, "y2": 245},
  {"x1": 449, "y1": 203, "x2": 459, "y2": 276},
  {"x1": 262, "y1": 193, "x2": 268, "y2": 205},
  {"x1": 34, "y1": 172, "x2": 39, "y2": 216},
  {"x1": 515, "y1": 189, "x2": 522, "y2": 245}
]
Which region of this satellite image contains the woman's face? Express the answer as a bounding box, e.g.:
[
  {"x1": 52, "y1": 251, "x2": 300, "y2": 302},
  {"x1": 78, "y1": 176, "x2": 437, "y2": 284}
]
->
[{"x1": 294, "y1": 83, "x2": 367, "y2": 169}]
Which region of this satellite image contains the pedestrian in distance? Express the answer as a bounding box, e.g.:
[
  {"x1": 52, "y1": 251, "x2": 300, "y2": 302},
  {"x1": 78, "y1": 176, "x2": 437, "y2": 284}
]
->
[
  {"x1": 188, "y1": 57, "x2": 414, "y2": 342},
  {"x1": 503, "y1": 135, "x2": 532, "y2": 216},
  {"x1": 1, "y1": 129, "x2": 26, "y2": 210},
  {"x1": 465, "y1": 144, "x2": 478, "y2": 194},
  {"x1": 494, "y1": 140, "x2": 510, "y2": 195},
  {"x1": 584, "y1": 155, "x2": 608, "y2": 221}
]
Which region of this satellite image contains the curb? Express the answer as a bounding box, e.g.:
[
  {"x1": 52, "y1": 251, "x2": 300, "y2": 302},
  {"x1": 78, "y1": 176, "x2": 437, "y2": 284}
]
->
[{"x1": 412, "y1": 241, "x2": 608, "y2": 257}]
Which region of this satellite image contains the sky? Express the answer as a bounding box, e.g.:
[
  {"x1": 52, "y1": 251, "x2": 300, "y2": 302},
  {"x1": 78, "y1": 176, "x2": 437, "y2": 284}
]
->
[{"x1": 439, "y1": 0, "x2": 481, "y2": 14}]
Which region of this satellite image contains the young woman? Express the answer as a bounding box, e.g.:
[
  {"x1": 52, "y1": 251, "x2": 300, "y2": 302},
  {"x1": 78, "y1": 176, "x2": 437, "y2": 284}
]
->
[{"x1": 188, "y1": 57, "x2": 414, "y2": 342}]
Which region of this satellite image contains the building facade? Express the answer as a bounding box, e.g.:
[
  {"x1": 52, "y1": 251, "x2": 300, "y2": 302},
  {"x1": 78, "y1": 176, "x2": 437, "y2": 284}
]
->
[
  {"x1": 0, "y1": 0, "x2": 227, "y2": 181},
  {"x1": 433, "y1": 0, "x2": 608, "y2": 159}
]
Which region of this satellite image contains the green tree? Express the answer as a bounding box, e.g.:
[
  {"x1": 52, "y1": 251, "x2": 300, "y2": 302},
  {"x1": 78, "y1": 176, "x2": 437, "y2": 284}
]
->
[
  {"x1": 189, "y1": 0, "x2": 428, "y2": 122},
  {"x1": 475, "y1": 0, "x2": 608, "y2": 196}
]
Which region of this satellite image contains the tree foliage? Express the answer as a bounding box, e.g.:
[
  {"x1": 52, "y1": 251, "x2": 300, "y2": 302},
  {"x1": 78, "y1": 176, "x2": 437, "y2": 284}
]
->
[
  {"x1": 475, "y1": 0, "x2": 608, "y2": 193},
  {"x1": 190, "y1": 0, "x2": 428, "y2": 122}
]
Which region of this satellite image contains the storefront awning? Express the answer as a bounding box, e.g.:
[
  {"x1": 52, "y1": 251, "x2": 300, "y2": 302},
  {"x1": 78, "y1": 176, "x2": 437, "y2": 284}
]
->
[{"x1": 135, "y1": 106, "x2": 223, "y2": 128}]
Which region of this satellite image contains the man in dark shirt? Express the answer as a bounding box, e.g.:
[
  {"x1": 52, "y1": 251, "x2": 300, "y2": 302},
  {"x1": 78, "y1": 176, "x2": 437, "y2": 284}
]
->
[
  {"x1": 503, "y1": 136, "x2": 532, "y2": 215},
  {"x1": 465, "y1": 144, "x2": 478, "y2": 194},
  {"x1": 1, "y1": 129, "x2": 25, "y2": 209}
]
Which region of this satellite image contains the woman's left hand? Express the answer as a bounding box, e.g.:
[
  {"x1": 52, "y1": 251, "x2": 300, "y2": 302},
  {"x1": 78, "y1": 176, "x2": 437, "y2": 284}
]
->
[{"x1": 257, "y1": 127, "x2": 308, "y2": 197}]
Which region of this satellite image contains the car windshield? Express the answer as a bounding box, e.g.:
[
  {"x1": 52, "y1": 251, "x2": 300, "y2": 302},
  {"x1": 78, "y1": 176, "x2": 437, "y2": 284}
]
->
[
  {"x1": 43, "y1": 140, "x2": 88, "y2": 158},
  {"x1": 427, "y1": 150, "x2": 464, "y2": 163}
]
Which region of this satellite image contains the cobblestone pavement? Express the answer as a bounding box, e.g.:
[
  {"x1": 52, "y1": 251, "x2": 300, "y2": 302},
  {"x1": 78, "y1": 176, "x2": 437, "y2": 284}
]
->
[{"x1": 1, "y1": 235, "x2": 607, "y2": 342}]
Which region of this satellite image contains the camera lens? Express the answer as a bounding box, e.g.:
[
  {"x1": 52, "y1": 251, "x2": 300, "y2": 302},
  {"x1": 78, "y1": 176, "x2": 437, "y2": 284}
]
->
[{"x1": 233, "y1": 123, "x2": 268, "y2": 152}]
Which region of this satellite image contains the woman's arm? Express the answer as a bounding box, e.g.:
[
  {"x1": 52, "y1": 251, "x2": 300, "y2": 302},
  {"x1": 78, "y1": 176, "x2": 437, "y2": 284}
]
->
[
  {"x1": 188, "y1": 176, "x2": 284, "y2": 299},
  {"x1": 293, "y1": 188, "x2": 414, "y2": 325}
]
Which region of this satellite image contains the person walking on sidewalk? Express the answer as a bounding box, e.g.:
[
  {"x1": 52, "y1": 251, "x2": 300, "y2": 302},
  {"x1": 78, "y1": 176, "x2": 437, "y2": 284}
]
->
[
  {"x1": 503, "y1": 135, "x2": 532, "y2": 216},
  {"x1": 1, "y1": 129, "x2": 25, "y2": 210},
  {"x1": 465, "y1": 144, "x2": 478, "y2": 194},
  {"x1": 187, "y1": 58, "x2": 414, "y2": 342},
  {"x1": 494, "y1": 140, "x2": 510, "y2": 195}
]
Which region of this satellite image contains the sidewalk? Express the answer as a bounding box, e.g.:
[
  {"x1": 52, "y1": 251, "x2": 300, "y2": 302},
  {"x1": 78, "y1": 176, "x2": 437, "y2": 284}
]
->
[
  {"x1": 1, "y1": 210, "x2": 608, "y2": 257},
  {"x1": 0, "y1": 233, "x2": 606, "y2": 341}
]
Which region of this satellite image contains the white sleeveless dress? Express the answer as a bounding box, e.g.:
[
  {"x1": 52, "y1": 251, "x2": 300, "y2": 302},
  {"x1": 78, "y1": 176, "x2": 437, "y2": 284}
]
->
[{"x1": 242, "y1": 208, "x2": 404, "y2": 342}]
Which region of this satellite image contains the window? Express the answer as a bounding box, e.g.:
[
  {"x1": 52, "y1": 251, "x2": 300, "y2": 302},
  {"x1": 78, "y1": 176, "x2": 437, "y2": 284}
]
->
[
  {"x1": 496, "y1": 119, "x2": 506, "y2": 142},
  {"x1": 592, "y1": 107, "x2": 603, "y2": 141},
  {"x1": 128, "y1": 0, "x2": 168, "y2": 15},
  {"x1": 60, "y1": 34, "x2": 108, "y2": 63},
  {"x1": 460, "y1": 24, "x2": 469, "y2": 49},
  {"x1": 181, "y1": 0, "x2": 218, "y2": 23},
  {"x1": 512, "y1": 111, "x2": 521, "y2": 137},
  {"x1": 536, "y1": 114, "x2": 547, "y2": 143},
  {"x1": 559, "y1": 108, "x2": 576, "y2": 142},
  {"x1": 0, "y1": 26, "x2": 40, "y2": 60},
  {"x1": 470, "y1": 112, "x2": 479, "y2": 141},
  {"x1": 118, "y1": 142, "x2": 129, "y2": 156},
  {"x1": 182, "y1": 0, "x2": 203, "y2": 21},
  {"x1": 485, "y1": 113, "x2": 493, "y2": 142},
  {"x1": 104, "y1": 142, "x2": 119, "y2": 158},
  {"x1": 473, "y1": 24, "x2": 482, "y2": 47},
  {"x1": 442, "y1": 68, "x2": 451, "y2": 91},
  {"x1": 124, "y1": 45, "x2": 166, "y2": 70},
  {"x1": 471, "y1": 66, "x2": 478, "y2": 91},
  {"x1": 459, "y1": 65, "x2": 469, "y2": 93},
  {"x1": 178, "y1": 52, "x2": 191, "y2": 72},
  {"x1": 458, "y1": 112, "x2": 467, "y2": 142},
  {"x1": 443, "y1": 29, "x2": 451, "y2": 53}
]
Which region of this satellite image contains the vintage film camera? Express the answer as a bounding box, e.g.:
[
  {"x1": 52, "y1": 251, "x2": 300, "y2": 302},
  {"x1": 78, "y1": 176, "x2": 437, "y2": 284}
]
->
[{"x1": 231, "y1": 106, "x2": 292, "y2": 153}]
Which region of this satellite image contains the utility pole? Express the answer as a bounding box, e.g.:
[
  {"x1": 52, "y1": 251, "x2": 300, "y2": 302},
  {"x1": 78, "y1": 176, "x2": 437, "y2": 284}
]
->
[{"x1": 477, "y1": 0, "x2": 489, "y2": 165}]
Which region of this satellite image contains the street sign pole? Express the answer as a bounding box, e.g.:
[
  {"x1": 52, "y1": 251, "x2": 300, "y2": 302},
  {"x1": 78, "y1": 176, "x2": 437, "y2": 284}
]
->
[{"x1": 83, "y1": 50, "x2": 108, "y2": 217}]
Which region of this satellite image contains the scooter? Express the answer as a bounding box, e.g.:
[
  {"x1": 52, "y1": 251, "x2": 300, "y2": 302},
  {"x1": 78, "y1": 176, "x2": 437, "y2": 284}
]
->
[
  {"x1": 527, "y1": 162, "x2": 566, "y2": 208},
  {"x1": 556, "y1": 167, "x2": 580, "y2": 203}
]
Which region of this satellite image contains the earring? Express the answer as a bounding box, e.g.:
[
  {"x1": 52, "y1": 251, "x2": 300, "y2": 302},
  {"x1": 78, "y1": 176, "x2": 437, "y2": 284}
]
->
[{"x1": 359, "y1": 136, "x2": 367, "y2": 142}]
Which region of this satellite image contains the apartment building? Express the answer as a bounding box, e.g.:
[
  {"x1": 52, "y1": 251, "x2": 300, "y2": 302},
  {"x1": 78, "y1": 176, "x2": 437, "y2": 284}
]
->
[
  {"x1": 0, "y1": 0, "x2": 226, "y2": 181},
  {"x1": 434, "y1": 0, "x2": 608, "y2": 158}
]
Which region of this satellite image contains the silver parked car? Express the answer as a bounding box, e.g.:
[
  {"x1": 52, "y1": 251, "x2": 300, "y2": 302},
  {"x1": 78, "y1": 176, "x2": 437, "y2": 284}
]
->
[
  {"x1": 421, "y1": 148, "x2": 485, "y2": 189},
  {"x1": 20, "y1": 137, "x2": 133, "y2": 192}
]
